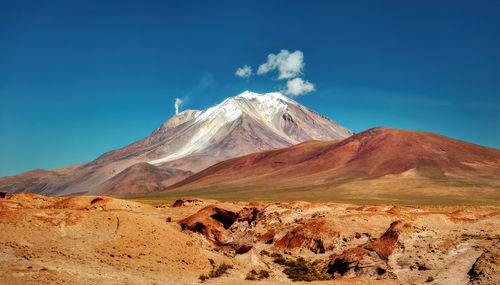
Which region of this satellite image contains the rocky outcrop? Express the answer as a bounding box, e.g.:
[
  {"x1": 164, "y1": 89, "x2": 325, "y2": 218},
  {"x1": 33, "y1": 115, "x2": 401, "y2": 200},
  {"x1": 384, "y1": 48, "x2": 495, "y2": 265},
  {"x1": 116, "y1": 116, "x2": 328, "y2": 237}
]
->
[
  {"x1": 172, "y1": 197, "x2": 214, "y2": 207},
  {"x1": 179, "y1": 205, "x2": 239, "y2": 244},
  {"x1": 178, "y1": 204, "x2": 259, "y2": 246},
  {"x1": 2, "y1": 195, "x2": 500, "y2": 284},
  {"x1": 327, "y1": 221, "x2": 412, "y2": 279},
  {"x1": 468, "y1": 245, "x2": 500, "y2": 285},
  {"x1": 175, "y1": 200, "x2": 500, "y2": 283},
  {"x1": 179, "y1": 205, "x2": 266, "y2": 254},
  {"x1": 274, "y1": 219, "x2": 339, "y2": 254}
]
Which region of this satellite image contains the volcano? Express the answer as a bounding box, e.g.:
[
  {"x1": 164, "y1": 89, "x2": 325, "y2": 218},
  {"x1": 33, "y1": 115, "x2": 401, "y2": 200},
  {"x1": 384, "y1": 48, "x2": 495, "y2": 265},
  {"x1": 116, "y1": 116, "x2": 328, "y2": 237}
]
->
[{"x1": 0, "y1": 91, "x2": 352, "y2": 196}]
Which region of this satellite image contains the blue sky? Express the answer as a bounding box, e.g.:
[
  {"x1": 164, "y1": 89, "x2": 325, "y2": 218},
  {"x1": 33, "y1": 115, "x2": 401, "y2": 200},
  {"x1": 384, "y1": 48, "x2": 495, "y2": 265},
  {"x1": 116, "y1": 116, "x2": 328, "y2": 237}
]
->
[{"x1": 1, "y1": 0, "x2": 499, "y2": 177}]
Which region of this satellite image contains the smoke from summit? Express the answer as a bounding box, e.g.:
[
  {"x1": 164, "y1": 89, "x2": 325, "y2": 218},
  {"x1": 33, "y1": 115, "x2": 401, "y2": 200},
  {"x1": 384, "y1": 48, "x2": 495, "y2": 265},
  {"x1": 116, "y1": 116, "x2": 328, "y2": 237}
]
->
[{"x1": 174, "y1": 98, "x2": 183, "y2": 114}]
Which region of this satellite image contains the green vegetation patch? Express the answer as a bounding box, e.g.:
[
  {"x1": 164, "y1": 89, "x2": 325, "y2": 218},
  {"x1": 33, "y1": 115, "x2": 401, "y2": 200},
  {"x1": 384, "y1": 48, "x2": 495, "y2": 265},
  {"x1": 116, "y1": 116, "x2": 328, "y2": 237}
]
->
[
  {"x1": 199, "y1": 259, "x2": 233, "y2": 282},
  {"x1": 245, "y1": 269, "x2": 270, "y2": 280},
  {"x1": 271, "y1": 253, "x2": 332, "y2": 282}
]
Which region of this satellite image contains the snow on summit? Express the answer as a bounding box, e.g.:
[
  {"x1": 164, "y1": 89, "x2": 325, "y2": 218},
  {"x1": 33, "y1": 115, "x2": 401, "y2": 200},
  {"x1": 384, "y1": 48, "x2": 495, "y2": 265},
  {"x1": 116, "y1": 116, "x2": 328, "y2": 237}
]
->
[{"x1": 148, "y1": 90, "x2": 352, "y2": 166}]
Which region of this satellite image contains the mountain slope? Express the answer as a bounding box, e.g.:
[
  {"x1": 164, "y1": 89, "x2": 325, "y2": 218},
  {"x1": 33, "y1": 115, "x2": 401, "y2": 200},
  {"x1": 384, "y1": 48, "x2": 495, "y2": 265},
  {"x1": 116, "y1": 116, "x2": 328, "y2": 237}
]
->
[
  {"x1": 92, "y1": 162, "x2": 193, "y2": 197},
  {"x1": 97, "y1": 91, "x2": 352, "y2": 167},
  {"x1": 0, "y1": 91, "x2": 352, "y2": 196},
  {"x1": 153, "y1": 127, "x2": 500, "y2": 205}
]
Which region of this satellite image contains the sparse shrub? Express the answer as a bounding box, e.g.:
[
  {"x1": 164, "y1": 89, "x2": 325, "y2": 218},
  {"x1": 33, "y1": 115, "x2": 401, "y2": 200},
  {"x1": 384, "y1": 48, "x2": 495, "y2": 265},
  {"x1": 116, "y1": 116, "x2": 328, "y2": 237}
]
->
[
  {"x1": 199, "y1": 260, "x2": 233, "y2": 282},
  {"x1": 198, "y1": 274, "x2": 209, "y2": 282},
  {"x1": 460, "y1": 233, "x2": 500, "y2": 240},
  {"x1": 245, "y1": 269, "x2": 270, "y2": 280},
  {"x1": 271, "y1": 252, "x2": 287, "y2": 265},
  {"x1": 272, "y1": 254, "x2": 332, "y2": 281},
  {"x1": 259, "y1": 270, "x2": 270, "y2": 279},
  {"x1": 460, "y1": 233, "x2": 481, "y2": 240},
  {"x1": 282, "y1": 257, "x2": 314, "y2": 281},
  {"x1": 260, "y1": 250, "x2": 270, "y2": 256},
  {"x1": 245, "y1": 272, "x2": 256, "y2": 280},
  {"x1": 209, "y1": 263, "x2": 232, "y2": 278},
  {"x1": 166, "y1": 217, "x2": 172, "y2": 222},
  {"x1": 273, "y1": 256, "x2": 287, "y2": 265},
  {"x1": 271, "y1": 252, "x2": 283, "y2": 258},
  {"x1": 426, "y1": 276, "x2": 434, "y2": 282}
]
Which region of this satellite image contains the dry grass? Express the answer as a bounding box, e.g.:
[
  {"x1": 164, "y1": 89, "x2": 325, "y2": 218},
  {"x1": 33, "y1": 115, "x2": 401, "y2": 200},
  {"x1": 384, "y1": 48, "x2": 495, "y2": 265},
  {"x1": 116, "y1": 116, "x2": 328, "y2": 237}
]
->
[{"x1": 127, "y1": 178, "x2": 500, "y2": 206}]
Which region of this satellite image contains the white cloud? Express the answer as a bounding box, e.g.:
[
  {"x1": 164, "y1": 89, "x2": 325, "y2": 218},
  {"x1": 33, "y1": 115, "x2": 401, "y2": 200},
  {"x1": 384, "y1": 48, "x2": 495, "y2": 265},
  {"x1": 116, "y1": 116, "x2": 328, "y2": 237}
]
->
[
  {"x1": 257, "y1": 49, "x2": 304, "y2": 80},
  {"x1": 174, "y1": 98, "x2": 183, "y2": 114},
  {"x1": 234, "y1": 49, "x2": 316, "y2": 96},
  {"x1": 235, "y1": 65, "x2": 253, "y2": 78},
  {"x1": 284, "y1": 78, "x2": 315, "y2": 96}
]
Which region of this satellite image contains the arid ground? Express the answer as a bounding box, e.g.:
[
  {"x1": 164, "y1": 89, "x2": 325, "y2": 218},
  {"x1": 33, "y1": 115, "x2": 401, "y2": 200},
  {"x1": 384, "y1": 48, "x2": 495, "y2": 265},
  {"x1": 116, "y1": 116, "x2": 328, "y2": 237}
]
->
[{"x1": 1, "y1": 194, "x2": 499, "y2": 284}]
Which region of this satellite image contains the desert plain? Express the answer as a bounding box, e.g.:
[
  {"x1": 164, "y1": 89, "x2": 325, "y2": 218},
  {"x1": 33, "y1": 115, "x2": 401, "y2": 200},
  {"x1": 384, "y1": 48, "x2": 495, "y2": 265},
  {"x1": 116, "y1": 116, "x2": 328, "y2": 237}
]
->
[{"x1": 1, "y1": 194, "x2": 499, "y2": 284}]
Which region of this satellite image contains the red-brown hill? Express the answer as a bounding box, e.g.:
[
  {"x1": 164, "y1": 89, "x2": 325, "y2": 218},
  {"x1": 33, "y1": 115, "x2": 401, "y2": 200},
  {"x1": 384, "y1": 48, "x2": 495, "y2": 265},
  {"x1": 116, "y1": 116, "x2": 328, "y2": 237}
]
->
[{"x1": 151, "y1": 127, "x2": 500, "y2": 205}]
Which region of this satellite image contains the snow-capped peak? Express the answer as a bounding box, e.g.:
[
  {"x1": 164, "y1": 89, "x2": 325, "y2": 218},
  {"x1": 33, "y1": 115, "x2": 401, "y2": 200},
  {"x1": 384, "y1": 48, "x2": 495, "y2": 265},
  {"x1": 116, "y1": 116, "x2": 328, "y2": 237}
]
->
[
  {"x1": 193, "y1": 91, "x2": 294, "y2": 125},
  {"x1": 237, "y1": 90, "x2": 294, "y2": 104},
  {"x1": 194, "y1": 96, "x2": 243, "y2": 124},
  {"x1": 148, "y1": 90, "x2": 352, "y2": 166},
  {"x1": 149, "y1": 91, "x2": 291, "y2": 165},
  {"x1": 232, "y1": 91, "x2": 290, "y2": 125}
]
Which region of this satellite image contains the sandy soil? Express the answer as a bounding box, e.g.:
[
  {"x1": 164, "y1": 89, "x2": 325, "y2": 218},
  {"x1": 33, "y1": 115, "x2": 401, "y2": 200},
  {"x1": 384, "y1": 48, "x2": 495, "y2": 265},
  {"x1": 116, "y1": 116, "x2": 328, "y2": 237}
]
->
[{"x1": 1, "y1": 194, "x2": 499, "y2": 284}]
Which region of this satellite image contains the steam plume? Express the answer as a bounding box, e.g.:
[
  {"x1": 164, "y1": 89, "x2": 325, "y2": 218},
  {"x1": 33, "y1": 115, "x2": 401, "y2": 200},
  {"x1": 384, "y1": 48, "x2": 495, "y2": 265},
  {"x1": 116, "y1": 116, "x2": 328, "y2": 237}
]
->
[{"x1": 174, "y1": 98, "x2": 183, "y2": 114}]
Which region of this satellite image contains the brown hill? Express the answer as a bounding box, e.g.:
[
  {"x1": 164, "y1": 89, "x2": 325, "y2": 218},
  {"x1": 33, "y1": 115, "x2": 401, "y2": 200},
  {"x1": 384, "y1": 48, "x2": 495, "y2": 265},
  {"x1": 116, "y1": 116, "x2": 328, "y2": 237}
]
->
[
  {"x1": 89, "y1": 162, "x2": 193, "y2": 197},
  {"x1": 155, "y1": 127, "x2": 500, "y2": 205}
]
